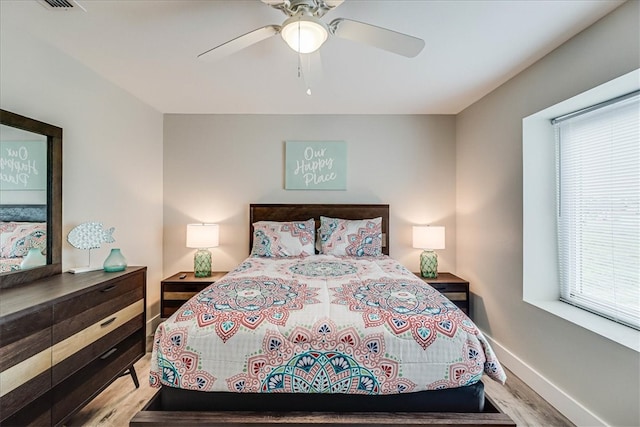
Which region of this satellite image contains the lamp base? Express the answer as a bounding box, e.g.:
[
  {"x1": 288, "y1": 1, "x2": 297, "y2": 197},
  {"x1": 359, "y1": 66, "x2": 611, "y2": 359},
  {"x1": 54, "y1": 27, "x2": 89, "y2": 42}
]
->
[
  {"x1": 194, "y1": 249, "x2": 212, "y2": 277},
  {"x1": 420, "y1": 250, "x2": 438, "y2": 279}
]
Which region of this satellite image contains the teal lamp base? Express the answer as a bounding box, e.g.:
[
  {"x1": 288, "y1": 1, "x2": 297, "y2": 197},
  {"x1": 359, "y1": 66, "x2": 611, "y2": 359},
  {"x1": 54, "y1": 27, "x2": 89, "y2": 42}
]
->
[
  {"x1": 194, "y1": 249, "x2": 212, "y2": 277},
  {"x1": 420, "y1": 250, "x2": 438, "y2": 278}
]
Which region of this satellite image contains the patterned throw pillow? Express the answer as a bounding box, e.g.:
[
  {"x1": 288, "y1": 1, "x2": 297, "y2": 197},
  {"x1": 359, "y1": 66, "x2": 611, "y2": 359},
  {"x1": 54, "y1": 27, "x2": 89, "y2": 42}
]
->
[
  {"x1": 0, "y1": 222, "x2": 47, "y2": 258},
  {"x1": 319, "y1": 216, "x2": 383, "y2": 257},
  {"x1": 251, "y1": 219, "x2": 315, "y2": 257}
]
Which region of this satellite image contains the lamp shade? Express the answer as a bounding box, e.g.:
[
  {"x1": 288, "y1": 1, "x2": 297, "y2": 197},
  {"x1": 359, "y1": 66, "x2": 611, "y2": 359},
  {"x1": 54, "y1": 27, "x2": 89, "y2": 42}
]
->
[
  {"x1": 186, "y1": 223, "x2": 219, "y2": 249},
  {"x1": 412, "y1": 226, "x2": 445, "y2": 250},
  {"x1": 281, "y1": 14, "x2": 328, "y2": 54}
]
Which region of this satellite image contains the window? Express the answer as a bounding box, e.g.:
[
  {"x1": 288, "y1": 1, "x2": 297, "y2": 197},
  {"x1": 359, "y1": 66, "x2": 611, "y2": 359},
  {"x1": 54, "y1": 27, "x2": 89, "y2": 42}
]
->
[{"x1": 553, "y1": 91, "x2": 639, "y2": 330}]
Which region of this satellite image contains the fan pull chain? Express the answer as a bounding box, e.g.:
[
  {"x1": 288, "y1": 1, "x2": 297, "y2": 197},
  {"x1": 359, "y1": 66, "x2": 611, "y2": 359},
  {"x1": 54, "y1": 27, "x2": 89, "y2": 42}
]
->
[
  {"x1": 297, "y1": 21, "x2": 301, "y2": 79},
  {"x1": 298, "y1": 53, "x2": 312, "y2": 96},
  {"x1": 295, "y1": 20, "x2": 311, "y2": 96}
]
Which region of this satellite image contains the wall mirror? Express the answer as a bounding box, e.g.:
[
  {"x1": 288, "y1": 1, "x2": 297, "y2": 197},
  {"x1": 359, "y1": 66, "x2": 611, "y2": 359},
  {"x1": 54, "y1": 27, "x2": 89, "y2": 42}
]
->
[{"x1": 0, "y1": 109, "x2": 62, "y2": 288}]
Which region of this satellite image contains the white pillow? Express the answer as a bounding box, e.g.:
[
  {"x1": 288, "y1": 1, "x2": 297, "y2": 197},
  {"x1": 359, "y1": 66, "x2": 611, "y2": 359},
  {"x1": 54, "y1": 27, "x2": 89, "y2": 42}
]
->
[{"x1": 251, "y1": 219, "x2": 315, "y2": 257}]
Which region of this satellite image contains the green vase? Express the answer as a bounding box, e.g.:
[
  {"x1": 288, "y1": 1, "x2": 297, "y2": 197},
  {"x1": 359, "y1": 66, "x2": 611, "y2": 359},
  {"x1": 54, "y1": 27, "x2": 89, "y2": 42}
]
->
[
  {"x1": 420, "y1": 250, "x2": 438, "y2": 278},
  {"x1": 104, "y1": 248, "x2": 127, "y2": 272},
  {"x1": 194, "y1": 249, "x2": 212, "y2": 277}
]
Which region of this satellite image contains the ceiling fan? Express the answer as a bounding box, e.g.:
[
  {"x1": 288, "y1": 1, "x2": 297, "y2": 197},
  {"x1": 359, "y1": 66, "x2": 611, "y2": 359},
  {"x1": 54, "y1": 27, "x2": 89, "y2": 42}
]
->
[{"x1": 198, "y1": 0, "x2": 425, "y2": 61}]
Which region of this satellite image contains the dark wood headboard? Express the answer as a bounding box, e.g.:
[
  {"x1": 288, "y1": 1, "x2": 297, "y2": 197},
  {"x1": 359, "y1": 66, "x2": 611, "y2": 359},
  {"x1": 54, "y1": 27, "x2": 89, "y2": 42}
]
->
[{"x1": 249, "y1": 204, "x2": 390, "y2": 255}]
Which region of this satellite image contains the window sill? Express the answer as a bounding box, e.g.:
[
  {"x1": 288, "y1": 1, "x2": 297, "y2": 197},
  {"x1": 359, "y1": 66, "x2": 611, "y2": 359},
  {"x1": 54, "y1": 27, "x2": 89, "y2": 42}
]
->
[{"x1": 526, "y1": 299, "x2": 639, "y2": 353}]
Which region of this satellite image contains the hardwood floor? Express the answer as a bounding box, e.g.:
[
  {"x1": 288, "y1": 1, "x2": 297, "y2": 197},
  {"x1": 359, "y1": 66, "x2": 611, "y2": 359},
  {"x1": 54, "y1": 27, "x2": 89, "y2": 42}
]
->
[
  {"x1": 482, "y1": 368, "x2": 574, "y2": 427},
  {"x1": 64, "y1": 353, "x2": 574, "y2": 427},
  {"x1": 63, "y1": 353, "x2": 157, "y2": 427}
]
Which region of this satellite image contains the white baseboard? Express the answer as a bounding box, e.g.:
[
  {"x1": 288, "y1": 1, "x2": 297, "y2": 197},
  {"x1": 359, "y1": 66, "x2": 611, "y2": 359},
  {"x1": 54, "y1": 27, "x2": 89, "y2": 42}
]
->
[
  {"x1": 146, "y1": 313, "x2": 161, "y2": 338},
  {"x1": 482, "y1": 331, "x2": 607, "y2": 427}
]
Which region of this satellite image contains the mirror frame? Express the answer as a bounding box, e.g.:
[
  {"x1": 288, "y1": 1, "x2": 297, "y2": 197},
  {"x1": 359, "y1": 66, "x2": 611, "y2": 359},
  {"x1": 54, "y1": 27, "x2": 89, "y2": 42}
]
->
[{"x1": 0, "y1": 109, "x2": 62, "y2": 288}]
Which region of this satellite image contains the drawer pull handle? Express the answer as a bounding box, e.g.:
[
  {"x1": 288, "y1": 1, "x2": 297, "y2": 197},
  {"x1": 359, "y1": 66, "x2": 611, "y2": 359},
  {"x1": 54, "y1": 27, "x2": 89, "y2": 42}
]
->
[
  {"x1": 101, "y1": 285, "x2": 117, "y2": 293},
  {"x1": 101, "y1": 317, "x2": 117, "y2": 327},
  {"x1": 100, "y1": 347, "x2": 118, "y2": 360}
]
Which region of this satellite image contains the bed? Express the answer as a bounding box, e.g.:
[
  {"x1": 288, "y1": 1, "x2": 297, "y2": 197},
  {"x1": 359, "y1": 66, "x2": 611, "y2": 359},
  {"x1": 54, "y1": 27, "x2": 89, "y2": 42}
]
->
[
  {"x1": 135, "y1": 204, "x2": 513, "y2": 426},
  {"x1": 0, "y1": 205, "x2": 47, "y2": 273}
]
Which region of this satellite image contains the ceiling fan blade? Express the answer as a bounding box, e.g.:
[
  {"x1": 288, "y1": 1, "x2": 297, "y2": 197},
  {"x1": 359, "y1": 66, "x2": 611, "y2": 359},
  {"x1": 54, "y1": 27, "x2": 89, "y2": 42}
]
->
[
  {"x1": 324, "y1": 0, "x2": 345, "y2": 8},
  {"x1": 316, "y1": 0, "x2": 344, "y2": 17},
  {"x1": 262, "y1": 0, "x2": 345, "y2": 18},
  {"x1": 198, "y1": 25, "x2": 280, "y2": 62},
  {"x1": 330, "y1": 18, "x2": 424, "y2": 58},
  {"x1": 260, "y1": 0, "x2": 344, "y2": 6},
  {"x1": 260, "y1": 0, "x2": 291, "y2": 16}
]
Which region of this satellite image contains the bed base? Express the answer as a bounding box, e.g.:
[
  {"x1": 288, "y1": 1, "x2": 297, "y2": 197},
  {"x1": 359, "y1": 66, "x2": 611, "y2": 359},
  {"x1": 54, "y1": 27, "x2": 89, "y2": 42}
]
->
[
  {"x1": 130, "y1": 389, "x2": 515, "y2": 426},
  {"x1": 134, "y1": 203, "x2": 515, "y2": 425}
]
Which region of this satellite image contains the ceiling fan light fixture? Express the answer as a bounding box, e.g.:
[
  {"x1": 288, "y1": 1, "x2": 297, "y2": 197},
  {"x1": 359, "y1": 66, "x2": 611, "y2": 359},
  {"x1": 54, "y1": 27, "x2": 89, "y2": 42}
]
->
[{"x1": 281, "y1": 15, "x2": 328, "y2": 54}]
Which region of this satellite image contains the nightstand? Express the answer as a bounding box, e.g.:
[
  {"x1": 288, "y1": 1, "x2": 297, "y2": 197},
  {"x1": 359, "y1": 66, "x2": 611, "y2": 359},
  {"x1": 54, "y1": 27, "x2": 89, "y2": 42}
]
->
[
  {"x1": 161, "y1": 271, "x2": 227, "y2": 318},
  {"x1": 414, "y1": 272, "x2": 471, "y2": 319}
]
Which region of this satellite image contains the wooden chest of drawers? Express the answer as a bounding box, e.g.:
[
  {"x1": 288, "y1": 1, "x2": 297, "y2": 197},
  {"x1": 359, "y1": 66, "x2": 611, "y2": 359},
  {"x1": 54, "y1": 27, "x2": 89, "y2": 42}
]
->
[
  {"x1": 414, "y1": 272, "x2": 471, "y2": 318},
  {"x1": 160, "y1": 271, "x2": 226, "y2": 318},
  {"x1": 0, "y1": 267, "x2": 146, "y2": 426}
]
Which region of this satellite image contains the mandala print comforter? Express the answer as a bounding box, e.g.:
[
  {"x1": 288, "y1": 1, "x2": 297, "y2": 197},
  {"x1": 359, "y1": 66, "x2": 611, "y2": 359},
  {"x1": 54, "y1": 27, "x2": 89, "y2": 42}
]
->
[{"x1": 150, "y1": 255, "x2": 506, "y2": 395}]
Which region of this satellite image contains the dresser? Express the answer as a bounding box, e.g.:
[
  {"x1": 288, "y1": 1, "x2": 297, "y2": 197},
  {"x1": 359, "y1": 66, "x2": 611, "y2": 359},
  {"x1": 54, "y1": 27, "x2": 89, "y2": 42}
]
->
[{"x1": 0, "y1": 267, "x2": 146, "y2": 426}]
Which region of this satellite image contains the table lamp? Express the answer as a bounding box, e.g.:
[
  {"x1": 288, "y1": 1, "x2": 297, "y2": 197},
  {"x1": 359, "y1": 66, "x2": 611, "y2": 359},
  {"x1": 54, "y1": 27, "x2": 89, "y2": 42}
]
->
[
  {"x1": 186, "y1": 223, "x2": 219, "y2": 277},
  {"x1": 412, "y1": 225, "x2": 445, "y2": 278}
]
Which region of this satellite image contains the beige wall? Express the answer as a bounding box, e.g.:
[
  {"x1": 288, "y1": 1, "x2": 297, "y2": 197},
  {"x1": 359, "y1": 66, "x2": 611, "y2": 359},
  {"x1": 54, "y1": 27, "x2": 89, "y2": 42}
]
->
[
  {"x1": 456, "y1": 1, "x2": 639, "y2": 426},
  {"x1": 0, "y1": 22, "x2": 164, "y2": 329},
  {"x1": 163, "y1": 114, "x2": 457, "y2": 276}
]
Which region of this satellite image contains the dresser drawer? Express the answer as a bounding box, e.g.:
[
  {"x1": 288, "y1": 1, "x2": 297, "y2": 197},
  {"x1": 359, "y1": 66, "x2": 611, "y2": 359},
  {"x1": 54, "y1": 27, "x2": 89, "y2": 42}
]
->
[
  {"x1": 161, "y1": 283, "x2": 208, "y2": 318},
  {"x1": 1, "y1": 392, "x2": 51, "y2": 427},
  {"x1": 0, "y1": 306, "x2": 51, "y2": 379},
  {"x1": 429, "y1": 283, "x2": 467, "y2": 293},
  {"x1": 51, "y1": 331, "x2": 143, "y2": 425},
  {"x1": 162, "y1": 300, "x2": 191, "y2": 318},
  {"x1": 0, "y1": 307, "x2": 52, "y2": 421},
  {"x1": 441, "y1": 291, "x2": 467, "y2": 301},
  {"x1": 52, "y1": 298, "x2": 144, "y2": 370},
  {"x1": 53, "y1": 286, "x2": 143, "y2": 343},
  {"x1": 163, "y1": 282, "x2": 211, "y2": 294},
  {"x1": 52, "y1": 315, "x2": 143, "y2": 385},
  {"x1": 53, "y1": 271, "x2": 144, "y2": 323},
  {"x1": 1, "y1": 367, "x2": 51, "y2": 424}
]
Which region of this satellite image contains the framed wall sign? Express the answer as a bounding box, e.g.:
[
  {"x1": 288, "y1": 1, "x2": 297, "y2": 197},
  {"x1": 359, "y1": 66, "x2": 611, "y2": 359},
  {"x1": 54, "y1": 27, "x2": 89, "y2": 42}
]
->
[{"x1": 285, "y1": 140, "x2": 347, "y2": 190}]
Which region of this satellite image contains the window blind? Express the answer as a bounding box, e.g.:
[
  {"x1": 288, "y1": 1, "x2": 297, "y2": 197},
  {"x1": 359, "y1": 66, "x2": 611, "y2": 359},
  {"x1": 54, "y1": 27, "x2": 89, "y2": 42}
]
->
[{"x1": 554, "y1": 92, "x2": 639, "y2": 330}]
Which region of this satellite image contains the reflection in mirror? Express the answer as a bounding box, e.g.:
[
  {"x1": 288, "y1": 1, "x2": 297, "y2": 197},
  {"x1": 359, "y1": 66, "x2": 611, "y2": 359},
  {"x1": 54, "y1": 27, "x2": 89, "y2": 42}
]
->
[
  {"x1": 0, "y1": 125, "x2": 48, "y2": 272},
  {"x1": 0, "y1": 109, "x2": 62, "y2": 288}
]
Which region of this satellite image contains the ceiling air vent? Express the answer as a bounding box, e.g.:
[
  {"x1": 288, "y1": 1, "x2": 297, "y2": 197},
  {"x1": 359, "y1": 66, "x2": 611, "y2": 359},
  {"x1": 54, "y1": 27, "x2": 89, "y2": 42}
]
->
[{"x1": 37, "y1": 0, "x2": 86, "y2": 11}]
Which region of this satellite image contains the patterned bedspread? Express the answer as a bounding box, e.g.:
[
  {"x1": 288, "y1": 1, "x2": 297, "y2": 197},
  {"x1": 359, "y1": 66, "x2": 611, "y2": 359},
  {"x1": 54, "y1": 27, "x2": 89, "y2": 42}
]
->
[
  {"x1": 0, "y1": 257, "x2": 22, "y2": 273},
  {"x1": 150, "y1": 255, "x2": 506, "y2": 394}
]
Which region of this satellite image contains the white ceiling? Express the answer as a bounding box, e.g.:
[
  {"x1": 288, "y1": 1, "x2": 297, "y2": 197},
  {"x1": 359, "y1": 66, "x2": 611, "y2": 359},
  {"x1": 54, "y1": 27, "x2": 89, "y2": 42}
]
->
[{"x1": 1, "y1": 0, "x2": 625, "y2": 114}]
